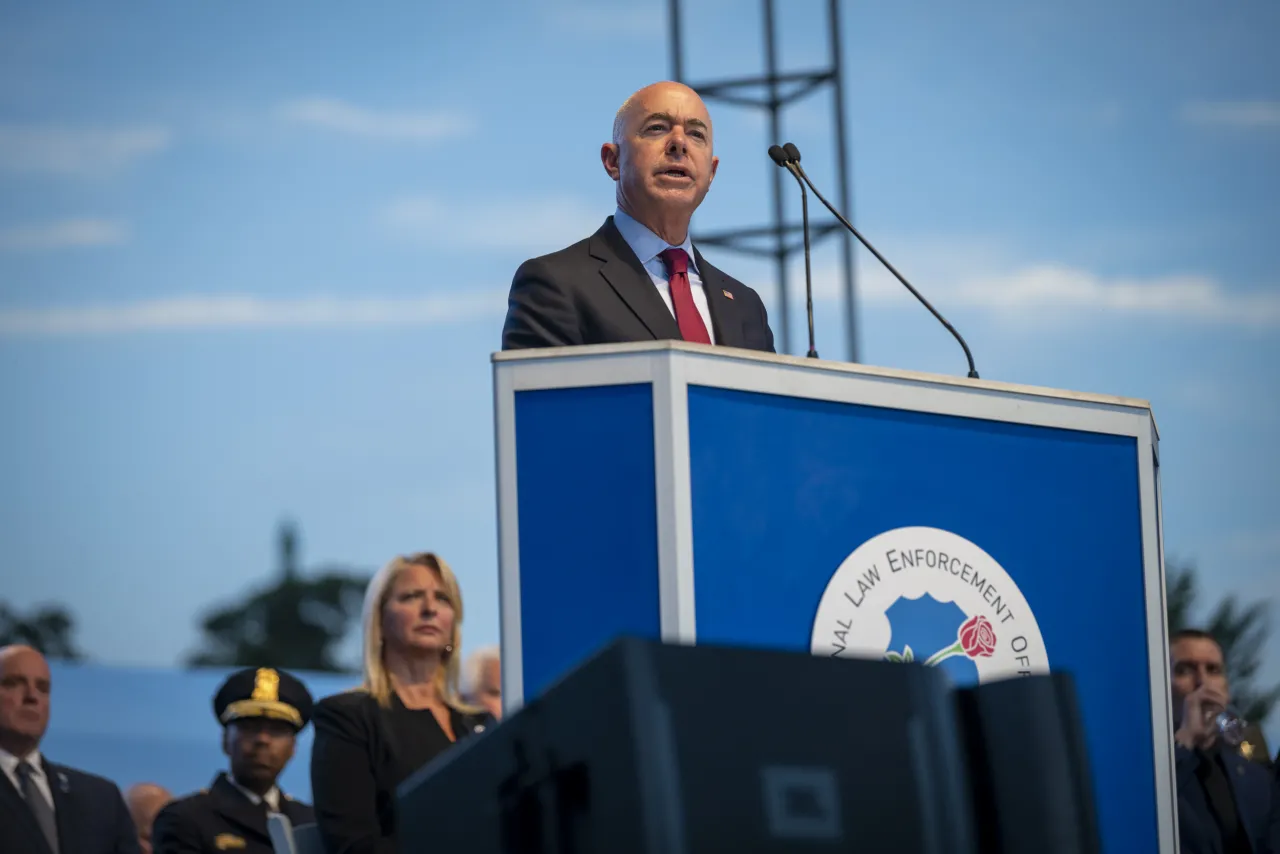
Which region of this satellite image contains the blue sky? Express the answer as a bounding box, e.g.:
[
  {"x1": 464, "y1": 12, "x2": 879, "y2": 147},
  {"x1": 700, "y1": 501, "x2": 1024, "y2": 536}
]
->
[{"x1": 1, "y1": 1, "x2": 1277, "y2": 743}]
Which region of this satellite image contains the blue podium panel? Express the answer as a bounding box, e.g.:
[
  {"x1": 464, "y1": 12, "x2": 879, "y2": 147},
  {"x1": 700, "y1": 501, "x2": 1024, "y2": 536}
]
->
[
  {"x1": 494, "y1": 342, "x2": 1174, "y2": 854},
  {"x1": 512, "y1": 384, "x2": 662, "y2": 699},
  {"x1": 686, "y1": 386, "x2": 1155, "y2": 854}
]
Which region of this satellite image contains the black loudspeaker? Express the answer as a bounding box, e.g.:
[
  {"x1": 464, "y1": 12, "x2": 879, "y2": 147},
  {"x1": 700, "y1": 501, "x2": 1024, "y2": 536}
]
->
[
  {"x1": 954, "y1": 673, "x2": 1102, "y2": 854},
  {"x1": 398, "y1": 637, "x2": 978, "y2": 854}
]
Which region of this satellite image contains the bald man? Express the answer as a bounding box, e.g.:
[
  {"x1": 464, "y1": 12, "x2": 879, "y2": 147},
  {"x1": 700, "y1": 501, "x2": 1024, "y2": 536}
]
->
[
  {"x1": 125, "y1": 783, "x2": 171, "y2": 854},
  {"x1": 502, "y1": 81, "x2": 775, "y2": 352},
  {"x1": 461, "y1": 646, "x2": 502, "y2": 720},
  {"x1": 0, "y1": 644, "x2": 141, "y2": 854}
]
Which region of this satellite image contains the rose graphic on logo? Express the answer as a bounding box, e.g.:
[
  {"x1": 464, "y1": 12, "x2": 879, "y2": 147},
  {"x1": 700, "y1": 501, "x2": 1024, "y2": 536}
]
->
[
  {"x1": 959, "y1": 615, "x2": 997, "y2": 658},
  {"x1": 884, "y1": 614, "x2": 998, "y2": 667}
]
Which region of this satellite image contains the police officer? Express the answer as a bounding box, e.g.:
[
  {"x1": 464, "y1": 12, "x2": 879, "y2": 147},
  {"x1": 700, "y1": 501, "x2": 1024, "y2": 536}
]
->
[
  {"x1": 152, "y1": 667, "x2": 315, "y2": 854},
  {"x1": 1171, "y1": 629, "x2": 1280, "y2": 854}
]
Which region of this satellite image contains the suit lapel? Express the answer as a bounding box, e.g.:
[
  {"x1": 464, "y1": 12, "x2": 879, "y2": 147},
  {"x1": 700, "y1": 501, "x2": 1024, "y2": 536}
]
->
[
  {"x1": 281, "y1": 796, "x2": 312, "y2": 826},
  {"x1": 42, "y1": 759, "x2": 74, "y2": 854},
  {"x1": 591, "y1": 218, "x2": 682, "y2": 341},
  {"x1": 454, "y1": 709, "x2": 490, "y2": 741},
  {"x1": 694, "y1": 249, "x2": 743, "y2": 348},
  {"x1": 0, "y1": 769, "x2": 55, "y2": 854},
  {"x1": 210, "y1": 773, "x2": 271, "y2": 844},
  {"x1": 1222, "y1": 750, "x2": 1261, "y2": 847}
]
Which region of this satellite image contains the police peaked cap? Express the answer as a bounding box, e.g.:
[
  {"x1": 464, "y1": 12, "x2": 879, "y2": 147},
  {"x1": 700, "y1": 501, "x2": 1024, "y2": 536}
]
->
[{"x1": 213, "y1": 667, "x2": 313, "y2": 731}]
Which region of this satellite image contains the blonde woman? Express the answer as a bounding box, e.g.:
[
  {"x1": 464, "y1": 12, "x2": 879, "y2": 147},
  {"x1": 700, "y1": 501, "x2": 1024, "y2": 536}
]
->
[{"x1": 311, "y1": 552, "x2": 491, "y2": 853}]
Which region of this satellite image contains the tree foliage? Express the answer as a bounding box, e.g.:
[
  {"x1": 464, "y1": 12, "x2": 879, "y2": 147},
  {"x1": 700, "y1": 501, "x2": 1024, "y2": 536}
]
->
[
  {"x1": 0, "y1": 602, "x2": 84, "y2": 660},
  {"x1": 187, "y1": 521, "x2": 369, "y2": 673},
  {"x1": 1166, "y1": 558, "x2": 1278, "y2": 725}
]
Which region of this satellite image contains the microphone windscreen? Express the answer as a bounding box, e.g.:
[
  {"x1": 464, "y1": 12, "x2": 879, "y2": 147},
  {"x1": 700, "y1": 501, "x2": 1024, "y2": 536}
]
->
[
  {"x1": 783, "y1": 142, "x2": 802, "y2": 163},
  {"x1": 767, "y1": 144, "x2": 789, "y2": 166}
]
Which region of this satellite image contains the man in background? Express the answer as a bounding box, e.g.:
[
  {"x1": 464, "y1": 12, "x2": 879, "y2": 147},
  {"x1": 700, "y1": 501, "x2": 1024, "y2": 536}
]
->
[
  {"x1": 125, "y1": 783, "x2": 172, "y2": 854},
  {"x1": 462, "y1": 646, "x2": 502, "y2": 720},
  {"x1": 503, "y1": 81, "x2": 775, "y2": 352},
  {"x1": 1170, "y1": 628, "x2": 1280, "y2": 853},
  {"x1": 152, "y1": 667, "x2": 314, "y2": 854},
  {"x1": 0, "y1": 644, "x2": 141, "y2": 854}
]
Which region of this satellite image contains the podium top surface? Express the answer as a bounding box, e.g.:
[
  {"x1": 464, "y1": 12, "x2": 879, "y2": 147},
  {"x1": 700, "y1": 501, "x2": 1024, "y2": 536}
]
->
[{"x1": 493, "y1": 340, "x2": 1155, "y2": 421}]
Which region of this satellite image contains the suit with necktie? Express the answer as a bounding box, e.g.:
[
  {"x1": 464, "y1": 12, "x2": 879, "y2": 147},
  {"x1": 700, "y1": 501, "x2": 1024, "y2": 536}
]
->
[
  {"x1": 1175, "y1": 743, "x2": 1280, "y2": 854},
  {"x1": 0, "y1": 754, "x2": 140, "y2": 854},
  {"x1": 151, "y1": 772, "x2": 314, "y2": 854},
  {"x1": 502, "y1": 216, "x2": 775, "y2": 353}
]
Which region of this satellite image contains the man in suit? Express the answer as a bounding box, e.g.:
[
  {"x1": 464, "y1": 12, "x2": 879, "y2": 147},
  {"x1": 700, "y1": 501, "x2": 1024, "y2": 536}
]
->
[
  {"x1": 503, "y1": 80, "x2": 775, "y2": 353},
  {"x1": 0, "y1": 644, "x2": 141, "y2": 854},
  {"x1": 152, "y1": 667, "x2": 315, "y2": 854},
  {"x1": 1170, "y1": 629, "x2": 1280, "y2": 853}
]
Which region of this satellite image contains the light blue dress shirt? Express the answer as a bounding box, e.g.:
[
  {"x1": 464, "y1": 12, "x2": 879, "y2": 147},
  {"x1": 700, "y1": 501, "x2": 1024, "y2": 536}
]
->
[{"x1": 612, "y1": 207, "x2": 716, "y2": 343}]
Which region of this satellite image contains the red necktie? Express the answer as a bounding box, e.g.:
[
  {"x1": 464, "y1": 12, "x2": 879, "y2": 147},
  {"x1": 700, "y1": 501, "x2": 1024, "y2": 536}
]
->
[{"x1": 659, "y1": 248, "x2": 711, "y2": 344}]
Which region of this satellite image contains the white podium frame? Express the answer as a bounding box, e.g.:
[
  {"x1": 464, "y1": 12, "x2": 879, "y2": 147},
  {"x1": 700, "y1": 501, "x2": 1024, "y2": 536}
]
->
[{"x1": 492, "y1": 341, "x2": 1173, "y2": 853}]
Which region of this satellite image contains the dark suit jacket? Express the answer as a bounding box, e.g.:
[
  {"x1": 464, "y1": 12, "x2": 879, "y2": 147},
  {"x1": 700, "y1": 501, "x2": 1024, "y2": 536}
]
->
[
  {"x1": 1239, "y1": 722, "x2": 1274, "y2": 771},
  {"x1": 502, "y1": 217, "x2": 775, "y2": 352},
  {"x1": 1175, "y1": 744, "x2": 1280, "y2": 854},
  {"x1": 0, "y1": 757, "x2": 140, "y2": 854},
  {"x1": 310, "y1": 690, "x2": 492, "y2": 854},
  {"x1": 152, "y1": 772, "x2": 313, "y2": 854}
]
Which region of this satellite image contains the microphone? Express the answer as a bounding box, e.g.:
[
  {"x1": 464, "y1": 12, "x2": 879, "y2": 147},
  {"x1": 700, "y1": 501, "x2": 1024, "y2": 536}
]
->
[
  {"x1": 773, "y1": 142, "x2": 979, "y2": 379},
  {"x1": 769, "y1": 144, "x2": 818, "y2": 358}
]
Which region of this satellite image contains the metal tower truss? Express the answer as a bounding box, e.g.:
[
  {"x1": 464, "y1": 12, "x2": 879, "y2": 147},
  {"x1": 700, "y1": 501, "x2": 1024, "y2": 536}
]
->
[{"x1": 670, "y1": 0, "x2": 858, "y2": 360}]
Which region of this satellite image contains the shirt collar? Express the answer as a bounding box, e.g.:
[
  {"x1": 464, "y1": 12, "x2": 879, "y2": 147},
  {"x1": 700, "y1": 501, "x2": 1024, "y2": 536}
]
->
[
  {"x1": 0, "y1": 746, "x2": 42, "y2": 777},
  {"x1": 226, "y1": 773, "x2": 280, "y2": 812},
  {"x1": 613, "y1": 206, "x2": 698, "y2": 274}
]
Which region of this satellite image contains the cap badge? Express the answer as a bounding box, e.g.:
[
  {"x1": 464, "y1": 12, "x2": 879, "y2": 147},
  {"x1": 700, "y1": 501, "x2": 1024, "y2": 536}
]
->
[{"x1": 251, "y1": 668, "x2": 280, "y2": 703}]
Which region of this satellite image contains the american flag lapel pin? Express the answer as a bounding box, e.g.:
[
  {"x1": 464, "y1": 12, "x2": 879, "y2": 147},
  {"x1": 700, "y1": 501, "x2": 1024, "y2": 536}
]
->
[{"x1": 722, "y1": 289, "x2": 734, "y2": 300}]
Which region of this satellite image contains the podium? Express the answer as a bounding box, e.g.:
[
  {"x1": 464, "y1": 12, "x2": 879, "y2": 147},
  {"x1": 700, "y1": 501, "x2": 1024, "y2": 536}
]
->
[{"x1": 492, "y1": 341, "x2": 1175, "y2": 854}]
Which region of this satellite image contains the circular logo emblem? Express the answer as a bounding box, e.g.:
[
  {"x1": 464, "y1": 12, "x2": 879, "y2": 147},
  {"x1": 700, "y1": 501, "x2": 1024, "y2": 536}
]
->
[{"x1": 811, "y1": 526, "x2": 1048, "y2": 683}]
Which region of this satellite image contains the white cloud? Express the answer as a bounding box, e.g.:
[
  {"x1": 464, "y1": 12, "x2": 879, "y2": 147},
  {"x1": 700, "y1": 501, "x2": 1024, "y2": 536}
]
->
[
  {"x1": 1179, "y1": 100, "x2": 1280, "y2": 129},
  {"x1": 382, "y1": 195, "x2": 605, "y2": 253},
  {"x1": 0, "y1": 125, "x2": 171, "y2": 176},
  {"x1": 787, "y1": 237, "x2": 1280, "y2": 328},
  {"x1": 0, "y1": 291, "x2": 506, "y2": 337},
  {"x1": 0, "y1": 219, "x2": 129, "y2": 251},
  {"x1": 278, "y1": 98, "x2": 474, "y2": 142},
  {"x1": 947, "y1": 267, "x2": 1279, "y2": 326}
]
